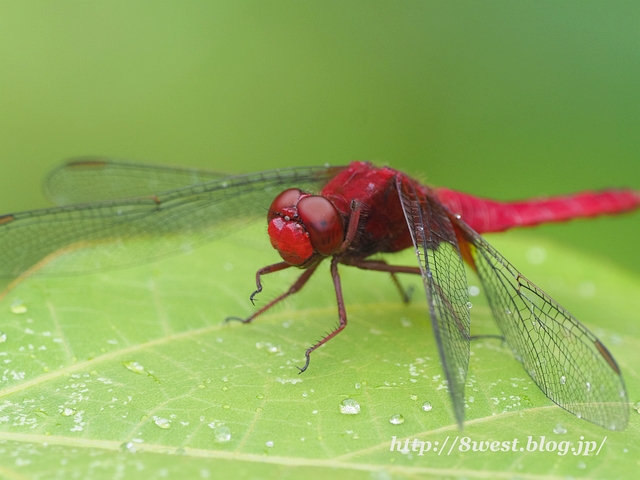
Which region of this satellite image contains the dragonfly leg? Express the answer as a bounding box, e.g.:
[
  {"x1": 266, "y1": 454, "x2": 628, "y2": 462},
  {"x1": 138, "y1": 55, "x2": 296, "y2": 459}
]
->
[
  {"x1": 249, "y1": 261, "x2": 292, "y2": 305},
  {"x1": 389, "y1": 272, "x2": 415, "y2": 304},
  {"x1": 225, "y1": 262, "x2": 319, "y2": 324},
  {"x1": 297, "y1": 256, "x2": 347, "y2": 373},
  {"x1": 342, "y1": 258, "x2": 422, "y2": 304},
  {"x1": 337, "y1": 200, "x2": 363, "y2": 253}
]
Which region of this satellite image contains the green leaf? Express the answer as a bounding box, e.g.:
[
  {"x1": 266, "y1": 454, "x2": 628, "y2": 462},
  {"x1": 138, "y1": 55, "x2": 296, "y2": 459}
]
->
[{"x1": 0, "y1": 226, "x2": 637, "y2": 479}]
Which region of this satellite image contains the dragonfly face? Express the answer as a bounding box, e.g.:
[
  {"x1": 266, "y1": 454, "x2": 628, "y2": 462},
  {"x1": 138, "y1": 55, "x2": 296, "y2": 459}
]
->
[{"x1": 267, "y1": 188, "x2": 345, "y2": 265}]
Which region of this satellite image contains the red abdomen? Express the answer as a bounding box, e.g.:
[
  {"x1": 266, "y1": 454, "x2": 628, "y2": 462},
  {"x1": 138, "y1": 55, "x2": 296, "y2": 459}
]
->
[{"x1": 436, "y1": 188, "x2": 640, "y2": 234}]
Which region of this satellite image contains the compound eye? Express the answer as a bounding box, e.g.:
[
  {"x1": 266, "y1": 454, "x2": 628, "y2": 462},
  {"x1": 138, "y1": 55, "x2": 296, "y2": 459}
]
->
[
  {"x1": 297, "y1": 196, "x2": 345, "y2": 256},
  {"x1": 268, "y1": 188, "x2": 303, "y2": 221}
]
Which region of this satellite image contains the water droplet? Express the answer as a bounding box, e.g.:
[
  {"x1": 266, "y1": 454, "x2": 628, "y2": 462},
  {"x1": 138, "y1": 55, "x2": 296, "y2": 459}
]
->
[
  {"x1": 123, "y1": 361, "x2": 146, "y2": 374},
  {"x1": 10, "y1": 300, "x2": 27, "y2": 314},
  {"x1": 153, "y1": 416, "x2": 171, "y2": 429},
  {"x1": 122, "y1": 361, "x2": 158, "y2": 382},
  {"x1": 265, "y1": 440, "x2": 274, "y2": 448},
  {"x1": 0, "y1": 332, "x2": 6, "y2": 343},
  {"x1": 339, "y1": 398, "x2": 361, "y2": 415},
  {"x1": 553, "y1": 424, "x2": 567, "y2": 434},
  {"x1": 61, "y1": 408, "x2": 75, "y2": 417},
  {"x1": 214, "y1": 426, "x2": 231, "y2": 442},
  {"x1": 120, "y1": 442, "x2": 137, "y2": 453},
  {"x1": 222, "y1": 404, "x2": 230, "y2": 410},
  {"x1": 421, "y1": 402, "x2": 432, "y2": 412},
  {"x1": 505, "y1": 308, "x2": 512, "y2": 315},
  {"x1": 586, "y1": 382, "x2": 591, "y2": 392},
  {"x1": 256, "y1": 393, "x2": 265, "y2": 399},
  {"x1": 409, "y1": 395, "x2": 418, "y2": 401},
  {"x1": 355, "y1": 382, "x2": 362, "y2": 389},
  {"x1": 560, "y1": 375, "x2": 566, "y2": 385},
  {"x1": 468, "y1": 286, "x2": 480, "y2": 297},
  {"x1": 633, "y1": 401, "x2": 640, "y2": 413},
  {"x1": 466, "y1": 302, "x2": 473, "y2": 309},
  {"x1": 389, "y1": 414, "x2": 404, "y2": 425},
  {"x1": 576, "y1": 412, "x2": 582, "y2": 419}
]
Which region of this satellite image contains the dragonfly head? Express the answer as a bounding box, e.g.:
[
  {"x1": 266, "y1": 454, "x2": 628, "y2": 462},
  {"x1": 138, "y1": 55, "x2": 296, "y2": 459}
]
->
[{"x1": 267, "y1": 188, "x2": 345, "y2": 265}]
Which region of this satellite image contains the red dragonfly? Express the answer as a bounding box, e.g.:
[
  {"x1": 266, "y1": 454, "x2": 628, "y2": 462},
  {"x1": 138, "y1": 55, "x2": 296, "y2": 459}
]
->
[{"x1": 0, "y1": 159, "x2": 637, "y2": 430}]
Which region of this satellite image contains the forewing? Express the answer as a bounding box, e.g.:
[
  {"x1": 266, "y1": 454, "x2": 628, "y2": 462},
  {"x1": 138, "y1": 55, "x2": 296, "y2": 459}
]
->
[
  {"x1": 395, "y1": 176, "x2": 471, "y2": 428},
  {"x1": 44, "y1": 158, "x2": 230, "y2": 205},
  {"x1": 0, "y1": 165, "x2": 345, "y2": 277},
  {"x1": 452, "y1": 219, "x2": 629, "y2": 430}
]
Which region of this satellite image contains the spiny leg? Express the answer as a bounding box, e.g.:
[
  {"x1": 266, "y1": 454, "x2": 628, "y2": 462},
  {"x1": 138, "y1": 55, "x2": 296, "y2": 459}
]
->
[
  {"x1": 341, "y1": 258, "x2": 422, "y2": 304},
  {"x1": 297, "y1": 256, "x2": 347, "y2": 373},
  {"x1": 225, "y1": 262, "x2": 320, "y2": 324},
  {"x1": 249, "y1": 261, "x2": 291, "y2": 305}
]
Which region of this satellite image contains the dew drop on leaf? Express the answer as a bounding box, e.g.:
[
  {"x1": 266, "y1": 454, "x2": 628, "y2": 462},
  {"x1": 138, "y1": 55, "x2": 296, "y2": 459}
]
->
[
  {"x1": 10, "y1": 300, "x2": 27, "y2": 314},
  {"x1": 389, "y1": 414, "x2": 404, "y2": 425},
  {"x1": 421, "y1": 402, "x2": 432, "y2": 412},
  {"x1": 214, "y1": 426, "x2": 231, "y2": 443},
  {"x1": 120, "y1": 442, "x2": 137, "y2": 453},
  {"x1": 123, "y1": 361, "x2": 146, "y2": 374},
  {"x1": 153, "y1": 416, "x2": 171, "y2": 429},
  {"x1": 553, "y1": 424, "x2": 567, "y2": 434},
  {"x1": 339, "y1": 398, "x2": 360, "y2": 415}
]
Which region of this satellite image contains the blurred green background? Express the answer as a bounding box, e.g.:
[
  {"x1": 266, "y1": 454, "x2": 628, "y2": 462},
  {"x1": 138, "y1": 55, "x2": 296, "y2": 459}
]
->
[{"x1": 1, "y1": 1, "x2": 639, "y2": 273}]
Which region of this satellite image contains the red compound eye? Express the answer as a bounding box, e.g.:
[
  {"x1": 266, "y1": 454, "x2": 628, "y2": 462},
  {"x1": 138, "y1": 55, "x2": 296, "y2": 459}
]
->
[
  {"x1": 297, "y1": 196, "x2": 345, "y2": 256},
  {"x1": 268, "y1": 188, "x2": 303, "y2": 222}
]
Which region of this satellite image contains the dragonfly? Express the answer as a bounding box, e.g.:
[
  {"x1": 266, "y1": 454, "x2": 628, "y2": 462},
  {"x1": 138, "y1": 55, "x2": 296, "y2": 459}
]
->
[{"x1": 0, "y1": 158, "x2": 637, "y2": 430}]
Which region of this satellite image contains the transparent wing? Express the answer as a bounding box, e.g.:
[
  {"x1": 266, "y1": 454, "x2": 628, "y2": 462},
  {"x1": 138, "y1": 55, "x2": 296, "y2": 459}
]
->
[
  {"x1": 396, "y1": 176, "x2": 471, "y2": 428},
  {"x1": 0, "y1": 165, "x2": 346, "y2": 277},
  {"x1": 44, "y1": 157, "x2": 230, "y2": 205},
  {"x1": 452, "y1": 218, "x2": 629, "y2": 430}
]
